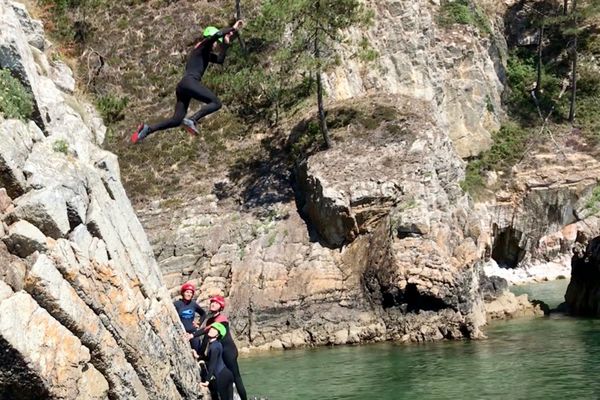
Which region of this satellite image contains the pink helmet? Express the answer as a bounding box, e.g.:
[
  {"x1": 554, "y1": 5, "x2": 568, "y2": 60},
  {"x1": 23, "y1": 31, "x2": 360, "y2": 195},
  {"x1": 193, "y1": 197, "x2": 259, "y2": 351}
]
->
[
  {"x1": 180, "y1": 282, "x2": 196, "y2": 295},
  {"x1": 209, "y1": 295, "x2": 226, "y2": 309}
]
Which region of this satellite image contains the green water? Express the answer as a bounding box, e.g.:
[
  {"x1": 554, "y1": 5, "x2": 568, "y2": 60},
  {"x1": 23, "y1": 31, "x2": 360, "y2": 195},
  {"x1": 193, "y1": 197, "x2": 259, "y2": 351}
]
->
[
  {"x1": 239, "y1": 280, "x2": 600, "y2": 400},
  {"x1": 510, "y1": 279, "x2": 569, "y2": 309}
]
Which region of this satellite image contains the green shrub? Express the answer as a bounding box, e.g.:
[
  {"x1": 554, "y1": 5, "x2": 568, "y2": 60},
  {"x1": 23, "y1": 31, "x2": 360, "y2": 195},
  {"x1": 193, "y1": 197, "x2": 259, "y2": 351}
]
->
[
  {"x1": 96, "y1": 95, "x2": 128, "y2": 124},
  {"x1": 460, "y1": 123, "x2": 531, "y2": 196},
  {"x1": 438, "y1": 0, "x2": 491, "y2": 35},
  {"x1": 482, "y1": 123, "x2": 531, "y2": 170},
  {"x1": 585, "y1": 185, "x2": 600, "y2": 215},
  {"x1": 357, "y1": 37, "x2": 379, "y2": 62},
  {"x1": 52, "y1": 139, "x2": 69, "y2": 154},
  {"x1": 506, "y1": 52, "x2": 565, "y2": 122},
  {"x1": 460, "y1": 159, "x2": 486, "y2": 196},
  {"x1": 0, "y1": 69, "x2": 34, "y2": 120}
]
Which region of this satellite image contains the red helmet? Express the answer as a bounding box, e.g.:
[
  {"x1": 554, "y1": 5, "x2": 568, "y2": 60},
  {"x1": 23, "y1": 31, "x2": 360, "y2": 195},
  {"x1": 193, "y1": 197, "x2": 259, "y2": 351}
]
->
[
  {"x1": 180, "y1": 282, "x2": 196, "y2": 295},
  {"x1": 209, "y1": 295, "x2": 226, "y2": 309}
]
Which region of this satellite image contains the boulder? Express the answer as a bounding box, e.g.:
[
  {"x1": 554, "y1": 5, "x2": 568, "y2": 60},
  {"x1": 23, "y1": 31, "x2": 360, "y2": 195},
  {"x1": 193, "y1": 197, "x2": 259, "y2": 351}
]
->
[
  {"x1": 3, "y1": 219, "x2": 47, "y2": 257},
  {"x1": 8, "y1": 187, "x2": 71, "y2": 238}
]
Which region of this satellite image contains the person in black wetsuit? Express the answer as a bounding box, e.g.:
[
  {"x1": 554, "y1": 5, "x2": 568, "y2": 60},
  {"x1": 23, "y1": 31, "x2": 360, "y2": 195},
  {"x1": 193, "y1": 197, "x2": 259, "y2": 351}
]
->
[
  {"x1": 173, "y1": 282, "x2": 206, "y2": 356},
  {"x1": 201, "y1": 322, "x2": 234, "y2": 400},
  {"x1": 131, "y1": 20, "x2": 244, "y2": 143},
  {"x1": 199, "y1": 295, "x2": 247, "y2": 400}
]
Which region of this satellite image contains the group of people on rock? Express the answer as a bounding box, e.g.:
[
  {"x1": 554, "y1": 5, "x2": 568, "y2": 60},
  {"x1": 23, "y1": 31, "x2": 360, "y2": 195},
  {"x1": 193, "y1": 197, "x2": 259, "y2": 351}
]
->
[{"x1": 174, "y1": 282, "x2": 247, "y2": 400}]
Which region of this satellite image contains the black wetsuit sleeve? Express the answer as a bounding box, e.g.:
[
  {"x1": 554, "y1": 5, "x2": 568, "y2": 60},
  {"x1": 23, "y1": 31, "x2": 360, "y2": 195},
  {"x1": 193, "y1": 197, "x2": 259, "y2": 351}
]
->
[
  {"x1": 193, "y1": 326, "x2": 208, "y2": 338},
  {"x1": 203, "y1": 27, "x2": 235, "y2": 47},
  {"x1": 191, "y1": 305, "x2": 207, "y2": 337},
  {"x1": 209, "y1": 43, "x2": 229, "y2": 64},
  {"x1": 206, "y1": 342, "x2": 221, "y2": 381}
]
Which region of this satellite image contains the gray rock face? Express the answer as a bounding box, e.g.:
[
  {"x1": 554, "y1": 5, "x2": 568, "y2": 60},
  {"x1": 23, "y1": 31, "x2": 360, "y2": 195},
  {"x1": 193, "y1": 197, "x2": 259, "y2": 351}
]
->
[
  {"x1": 0, "y1": 284, "x2": 110, "y2": 399},
  {"x1": 3, "y1": 219, "x2": 48, "y2": 257},
  {"x1": 8, "y1": 1, "x2": 45, "y2": 51},
  {"x1": 322, "y1": 0, "x2": 507, "y2": 158},
  {"x1": 0, "y1": 119, "x2": 42, "y2": 198},
  {"x1": 7, "y1": 187, "x2": 71, "y2": 238},
  {"x1": 141, "y1": 100, "x2": 492, "y2": 349},
  {"x1": 482, "y1": 152, "x2": 600, "y2": 283},
  {"x1": 0, "y1": 1, "x2": 203, "y2": 397},
  {"x1": 0, "y1": 1, "x2": 104, "y2": 145}
]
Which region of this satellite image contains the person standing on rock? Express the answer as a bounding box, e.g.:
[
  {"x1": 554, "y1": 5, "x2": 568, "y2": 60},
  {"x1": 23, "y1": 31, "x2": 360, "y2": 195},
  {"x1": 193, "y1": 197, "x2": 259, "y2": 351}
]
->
[
  {"x1": 201, "y1": 322, "x2": 235, "y2": 400},
  {"x1": 174, "y1": 282, "x2": 206, "y2": 356},
  {"x1": 198, "y1": 295, "x2": 248, "y2": 400},
  {"x1": 131, "y1": 20, "x2": 244, "y2": 143}
]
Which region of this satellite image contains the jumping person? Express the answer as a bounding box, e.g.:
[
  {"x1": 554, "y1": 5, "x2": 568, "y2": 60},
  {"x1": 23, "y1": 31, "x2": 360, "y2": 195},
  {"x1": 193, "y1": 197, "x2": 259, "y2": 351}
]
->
[
  {"x1": 199, "y1": 295, "x2": 247, "y2": 400},
  {"x1": 201, "y1": 322, "x2": 234, "y2": 400},
  {"x1": 131, "y1": 20, "x2": 244, "y2": 143},
  {"x1": 173, "y1": 282, "x2": 206, "y2": 355}
]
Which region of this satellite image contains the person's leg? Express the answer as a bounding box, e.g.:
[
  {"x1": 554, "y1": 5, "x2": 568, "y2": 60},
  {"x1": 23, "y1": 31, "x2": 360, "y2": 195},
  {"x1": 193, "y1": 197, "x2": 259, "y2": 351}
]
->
[
  {"x1": 208, "y1": 380, "x2": 219, "y2": 400},
  {"x1": 216, "y1": 369, "x2": 234, "y2": 400},
  {"x1": 186, "y1": 81, "x2": 222, "y2": 122},
  {"x1": 146, "y1": 94, "x2": 189, "y2": 135},
  {"x1": 222, "y1": 347, "x2": 247, "y2": 400}
]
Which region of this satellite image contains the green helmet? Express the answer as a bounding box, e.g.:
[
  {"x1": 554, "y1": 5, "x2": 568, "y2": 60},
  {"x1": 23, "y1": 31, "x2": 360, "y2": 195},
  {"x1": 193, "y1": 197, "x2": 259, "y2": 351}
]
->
[
  {"x1": 203, "y1": 26, "x2": 223, "y2": 42},
  {"x1": 210, "y1": 322, "x2": 227, "y2": 338}
]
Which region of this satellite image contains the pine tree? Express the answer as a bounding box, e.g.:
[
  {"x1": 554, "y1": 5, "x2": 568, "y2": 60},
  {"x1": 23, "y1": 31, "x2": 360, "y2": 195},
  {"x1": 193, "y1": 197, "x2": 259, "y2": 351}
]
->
[
  {"x1": 563, "y1": 0, "x2": 600, "y2": 122},
  {"x1": 253, "y1": 0, "x2": 373, "y2": 148}
]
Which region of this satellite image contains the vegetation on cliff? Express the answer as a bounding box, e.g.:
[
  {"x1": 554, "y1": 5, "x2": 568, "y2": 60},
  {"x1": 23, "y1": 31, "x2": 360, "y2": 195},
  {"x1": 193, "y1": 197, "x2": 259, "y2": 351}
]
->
[
  {"x1": 461, "y1": 0, "x2": 600, "y2": 198},
  {"x1": 0, "y1": 68, "x2": 34, "y2": 120}
]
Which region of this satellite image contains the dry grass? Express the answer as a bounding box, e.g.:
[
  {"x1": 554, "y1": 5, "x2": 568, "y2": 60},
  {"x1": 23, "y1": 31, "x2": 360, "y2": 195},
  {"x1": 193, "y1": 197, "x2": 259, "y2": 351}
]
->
[{"x1": 33, "y1": 0, "x2": 270, "y2": 203}]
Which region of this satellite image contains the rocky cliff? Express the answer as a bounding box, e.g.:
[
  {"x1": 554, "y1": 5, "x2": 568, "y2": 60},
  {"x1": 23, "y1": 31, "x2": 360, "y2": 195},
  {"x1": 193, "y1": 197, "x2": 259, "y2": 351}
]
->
[
  {"x1": 136, "y1": 0, "x2": 554, "y2": 351},
  {"x1": 141, "y1": 96, "x2": 495, "y2": 349},
  {"x1": 0, "y1": 1, "x2": 202, "y2": 398},
  {"x1": 323, "y1": 0, "x2": 507, "y2": 158}
]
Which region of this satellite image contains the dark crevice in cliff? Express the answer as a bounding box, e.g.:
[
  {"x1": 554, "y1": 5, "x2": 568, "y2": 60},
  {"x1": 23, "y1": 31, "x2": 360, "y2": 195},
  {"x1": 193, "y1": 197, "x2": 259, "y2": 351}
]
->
[
  {"x1": 492, "y1": 226, "x2": 526, "y2": 268},
  {"x1": 0, "y1": 336, "x2": 51, "y2": 400},
  {"x1": 86, "y1": 221, "x2": 103, "y2": 241},
  {"x1": 101, "y1": 178, "x2": 115, "y2": 201},
  {"x1": 381, "y1": 284, "x2": 449, "y2": 312},
  {"x1": 66, "y1": 204, "x2": 83, "y2": 231}
]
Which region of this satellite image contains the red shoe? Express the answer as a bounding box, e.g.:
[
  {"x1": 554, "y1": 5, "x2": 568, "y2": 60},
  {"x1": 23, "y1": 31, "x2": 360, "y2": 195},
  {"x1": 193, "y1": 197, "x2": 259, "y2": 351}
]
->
[
  {"x1": 131, "y1": 123, "x2": 149, "y2": 144},
  {"x1": 182, "y1": 118, "x2": 199, "y2": 136}
]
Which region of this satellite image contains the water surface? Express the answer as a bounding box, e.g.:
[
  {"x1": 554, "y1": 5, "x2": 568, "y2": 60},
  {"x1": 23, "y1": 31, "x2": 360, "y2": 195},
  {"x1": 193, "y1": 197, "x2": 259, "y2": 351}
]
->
[{"x1": 239, "y1": 280, "x2": 600, "y2": 399}]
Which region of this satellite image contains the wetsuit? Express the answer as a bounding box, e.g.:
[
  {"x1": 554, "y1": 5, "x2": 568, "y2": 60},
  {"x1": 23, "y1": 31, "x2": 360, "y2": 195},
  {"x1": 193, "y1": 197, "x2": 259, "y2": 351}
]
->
[
  {"x1": 200, "y1": 313, "x2": 247, "y2": 400},
  {"x1": 147, "y1": 27, "x2": 236, "y2": 136},
  {"x1": 206, "y1": 340, "x2": 234, "y2": 400},
  {"x1": 173, "y1": 299, "x2": 206, "y2": 353}
]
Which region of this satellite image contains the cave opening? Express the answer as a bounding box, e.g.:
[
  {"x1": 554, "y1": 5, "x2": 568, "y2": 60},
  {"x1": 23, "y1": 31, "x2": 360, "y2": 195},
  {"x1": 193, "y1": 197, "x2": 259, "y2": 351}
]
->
[{"x1": 492, "y1": 227, "x2": 526, "y2": 268}]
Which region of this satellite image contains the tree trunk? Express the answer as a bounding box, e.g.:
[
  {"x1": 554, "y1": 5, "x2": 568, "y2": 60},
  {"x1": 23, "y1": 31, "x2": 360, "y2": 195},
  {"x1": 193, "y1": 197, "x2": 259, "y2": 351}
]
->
[
  {"x1": 569, "y1": 36, "x2": 577, "y2": 122},
  {"x1": 535, "y1": 23, "x2": 544, "y2": 98},
  {"x1": 563, "y1": 0, "x2": 568, "y2": 15},
  {"x1": 316, "y1": 70, "x2": 331, "y2": 148},
  {"x1": 569, "y1": 0, "x2": 578, "y2": 122},
  {"x1": 314, "y1": 1, "x2": 332, "y2": 148}
]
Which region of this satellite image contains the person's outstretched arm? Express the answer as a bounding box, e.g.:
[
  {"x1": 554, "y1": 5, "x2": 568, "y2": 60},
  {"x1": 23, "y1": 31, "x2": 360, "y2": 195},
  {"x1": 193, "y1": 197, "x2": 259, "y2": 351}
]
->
[
  {"x1": 204, "y1": 27, "x2": 235, "y2": 47},
  {"x1": 208, "y1": 20, "x2": 244, "y2": 64}
]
